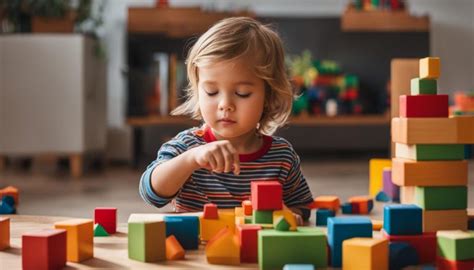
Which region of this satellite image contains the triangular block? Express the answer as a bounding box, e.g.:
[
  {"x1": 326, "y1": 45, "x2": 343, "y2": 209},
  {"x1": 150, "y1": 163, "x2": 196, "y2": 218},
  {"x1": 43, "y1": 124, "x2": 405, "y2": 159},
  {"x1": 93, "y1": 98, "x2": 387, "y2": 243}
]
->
[
  {"x1": 274, "y1": 216, "x2": 290, "y2": 231},
  {"x1": 94, "y1": 223, "x2": 109, "y2": 237},
  {"x1": 375, "y1": 191, "x2": 390, "y2": 202},
  {"x1": 205, "y1": 227, "x2": 240, "y2": 265},
  {"x1": 166, "y1": 235, "x2": 185, "y2": 260}
]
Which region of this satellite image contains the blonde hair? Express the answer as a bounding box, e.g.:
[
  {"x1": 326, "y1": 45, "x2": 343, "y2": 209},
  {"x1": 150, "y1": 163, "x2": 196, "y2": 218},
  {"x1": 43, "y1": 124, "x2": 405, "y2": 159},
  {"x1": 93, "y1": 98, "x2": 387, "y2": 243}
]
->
[{"x1": 171, "y1": 17, "x2": 293, "y2": 135}]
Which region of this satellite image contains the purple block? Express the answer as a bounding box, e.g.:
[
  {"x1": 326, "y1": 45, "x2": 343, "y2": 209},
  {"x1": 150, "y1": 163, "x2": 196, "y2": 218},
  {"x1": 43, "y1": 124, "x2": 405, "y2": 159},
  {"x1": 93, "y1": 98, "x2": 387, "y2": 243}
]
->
[{"x1": 382, "y1": 168, "x2": 399, "y2": 200}]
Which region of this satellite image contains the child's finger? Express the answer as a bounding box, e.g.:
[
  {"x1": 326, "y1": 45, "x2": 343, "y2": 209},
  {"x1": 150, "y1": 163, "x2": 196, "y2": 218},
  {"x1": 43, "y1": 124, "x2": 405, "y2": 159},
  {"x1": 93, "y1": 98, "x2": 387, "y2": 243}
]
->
[
  {"x1": 221, "y1": 147, "x2": 234, "y2": 173},
  {"x1": 224, "y1": 144, "x2": 240, "y2": 175},
  {"x1": 207, "y1": 154, "x2": 218, "y2": 172},
  {"x1": 213, "y1": 151, "x2": 225, "y2": 173}
]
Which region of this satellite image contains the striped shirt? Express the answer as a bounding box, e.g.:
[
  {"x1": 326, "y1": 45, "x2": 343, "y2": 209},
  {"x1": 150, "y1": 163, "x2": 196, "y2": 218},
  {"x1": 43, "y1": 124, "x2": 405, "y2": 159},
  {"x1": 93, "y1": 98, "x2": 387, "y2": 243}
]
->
[{"x1": 139, "y1": 126, "x2": 314, "y2": 212}]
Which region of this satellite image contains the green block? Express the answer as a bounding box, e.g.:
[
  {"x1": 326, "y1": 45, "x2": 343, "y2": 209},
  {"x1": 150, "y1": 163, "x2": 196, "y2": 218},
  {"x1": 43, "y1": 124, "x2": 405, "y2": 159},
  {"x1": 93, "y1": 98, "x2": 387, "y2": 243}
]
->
[
  {"x1": 258, "y1": 227, "x2": 327, "y2": 270},
  {"x1": 94, "y1": 223, "x2": 109, "y2": 237},
  {"x1": 128, "y1": 217, "x2": 166, "y2": 262},
  {"x1": 244, "y1": 216, "x2": 253, "y2": 224},
  {"x1": 437, "y1": 231, "x2": 474, "y2": 260},
  {"x1": 411, "y1": 78, "x2": 437, "y2": 95},
  {"x1": 396, "y1": 144, "x2": 465, "y2": 161},
  {"x1": 415, "y1": 186, "x2": 467, "y2": 210},
  {"x1": 253, "y1": 210, "x2": 273, "y2": 224},
  {"x1": 274, "y1": 216, "x2": 290, "y2": 231}
]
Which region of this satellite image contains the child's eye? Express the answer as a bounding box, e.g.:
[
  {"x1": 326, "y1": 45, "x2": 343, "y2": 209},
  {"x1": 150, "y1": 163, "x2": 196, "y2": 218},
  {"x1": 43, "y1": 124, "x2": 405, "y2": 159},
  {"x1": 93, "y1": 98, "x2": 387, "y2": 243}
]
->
[
  {"x1": 236, "y1": 92, "x2": 251, "y2": 98},
  {"x1": 205, "y1": 91, "x2": 218, "y2": 96}
]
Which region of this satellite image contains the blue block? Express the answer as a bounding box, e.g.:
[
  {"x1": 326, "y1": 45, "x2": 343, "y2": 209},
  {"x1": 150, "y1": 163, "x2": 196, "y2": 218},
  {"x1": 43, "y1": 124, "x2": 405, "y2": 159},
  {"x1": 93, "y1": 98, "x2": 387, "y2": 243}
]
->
[
  {"x1": 1, "y1": 195, "x2": 15, "y2": 207},
  {"x1": 376, "y1": 191, "x2": 390, "y2": 202},
  {"x1": 383, "y1": 204, "x2": 422, "y2": 235},
  {"x1": 316, "y1": 209, "x2": 335, "y2": 226},
  {"x1": 164, "y1": 216, "x2": 199, "y2": 250},
  {"x1": 327, "y1": 217, "x2": 372, "y2": 267},
  {"x1": 283, "y1": 264, "x2": 315, "y2": 270},
  {"x1": 0, "y1": 201, "x2": 15, "y2": 214},
  {"x1": 341, "y1": 202, "x2": 352, "y2": 214},
  {"x1": 389, "y1": 242, "x2": 418, "y2": 270}
]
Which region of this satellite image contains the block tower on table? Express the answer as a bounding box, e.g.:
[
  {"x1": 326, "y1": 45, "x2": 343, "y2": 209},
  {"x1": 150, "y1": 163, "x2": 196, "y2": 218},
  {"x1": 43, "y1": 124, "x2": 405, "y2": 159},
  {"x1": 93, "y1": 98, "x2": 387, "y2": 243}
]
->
[{"x1": 392, "y1": 57, "x2": 474, "y2": 232}]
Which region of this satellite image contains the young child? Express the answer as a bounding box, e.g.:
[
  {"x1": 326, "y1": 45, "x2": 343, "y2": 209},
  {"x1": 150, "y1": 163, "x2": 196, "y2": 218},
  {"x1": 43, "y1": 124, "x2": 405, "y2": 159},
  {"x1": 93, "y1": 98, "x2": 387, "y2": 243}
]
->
[{"x1": 139, "y1": 17, "x2": 314, "y2": 220}]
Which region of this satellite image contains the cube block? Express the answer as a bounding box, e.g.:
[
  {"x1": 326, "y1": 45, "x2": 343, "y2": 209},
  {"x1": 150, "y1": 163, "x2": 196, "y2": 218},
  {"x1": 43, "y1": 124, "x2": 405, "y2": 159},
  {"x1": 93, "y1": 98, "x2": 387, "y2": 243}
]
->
[
  {"x1": 400, "y1": 186, "x2": 416, "y2": 204},
  {"x1": 22, "y1": 229, "x2": 67, "y2": 270},
  {"x1": 396, "y1": 143, "x2": 465, "y2": 161},
  {"x1": 203, "y1": 203, "x2": 218, "y2": 219},
  {"x1": 399, "y1": 94, "x2": 448, "y2": 118},
  {"x1": 415, "y1": 186, "x2": 467, "y2": 210},
  {"x1": 383, "y1": 204, "x2": 422, "y2": 235},
  {"x1": 369, "y1": 159, "x2": 392, "y2": 197},
  {"x1": 237, "y1": 224, "x2": 261, "y2": 263},
  {"x1": 309, "y1": 196, "x2": 340, "y2": 211},
  {"x1": 0, "y1": 217, "x2": 9, "y2": 250},
  {"x1": 342, "y1": 238, "x2": 389, "y2": 270},
  {"x1": 54, "y1": 219, "x2": 93, "y2": 262},
  {"x1": 253, "y1": 210, "x2": 273, "y2": 224},
  {"x1": 251, "y1": 181, "x2": 282, "y2": 210},
  {"x1": 388, "y1": 242, "x2": 419, "y2": 270},
  {"x1": 164, "y1": 216, "x2": 199, "y2": 250},
  {"x1": 410, "y1": 78, "x2": 437, "y2": 95},
  {"x1": 423, "y1": 210, "x2": 467, "y2": 232},
  {"x1": 127, "y1": 214, "x2": 166, "y2": 262},
  {"x1": 419, "y1": 57, "x2": 440, "y2": 79},
  {"x1": 200, "y1": 209, "x2": 235, "y2": 241},
  {"x1": 381, "y1": 229, "x2": 436, "y2": 264},
  {"x1": 316, "y1": 209, "x2": 335, "y2": 226},
  {"x1": 437, "y1": 256, "x2": 474, "y2": 270},
  {"x1": 94, "y1": 207, "x2": 117, "y2": 234},
  {"x1": 242, "y1": 200, "x2": 253, "y2": 216},
  {"x1": 348, "y1": 196, "x2": 374, "y2": 214},
  {"x1": 437, "y1": 230, "x2": 474, "y2": 261},
  {"x1": 206, "y1": 227, "x2": 240, "y2": 265}
]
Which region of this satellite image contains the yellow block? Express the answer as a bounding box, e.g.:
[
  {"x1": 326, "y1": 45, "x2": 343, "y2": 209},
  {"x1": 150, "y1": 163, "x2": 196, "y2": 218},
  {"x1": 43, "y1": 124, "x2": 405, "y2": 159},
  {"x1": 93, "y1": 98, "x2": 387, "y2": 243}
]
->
[
  {"x1": 400, "y1": 186, "x2": 416, "y2": 204},
  {"x1": 419, "y1": 57, "x2": 440, "y2": 79},
  {"x1": 371, "y1": 219, "x2": 383, "y2": 231},
  {"x1": 273, "y1": 205, "x2": 297, "y2": 231},
  {"x1": 54, "y1": 219, "x2": 93, "y2": 262},
  {"x1": 392, "y1": 158, "x2": 467, "y2": 187},
  {"x1": 369, "y1": 159, "x2": 392, "y2": 197},
  {"x1": 200, "y1": 209, "x2": 235, "y2": 241},
  {"x1": 0, "y1": 217, "x2": 9, "y2": 251},
  {"x1": 423, "y1": 209, "x2": 467, "y2": 232},
  {"x1": 205, "y1": 227, "x2": 240, "y2": 265},
  {"x1": 234, "y1": 207, "x2": 244, "y2": 217},
  {"x1": 343, "y1": 237, "x2": 388, "y2": 270}
]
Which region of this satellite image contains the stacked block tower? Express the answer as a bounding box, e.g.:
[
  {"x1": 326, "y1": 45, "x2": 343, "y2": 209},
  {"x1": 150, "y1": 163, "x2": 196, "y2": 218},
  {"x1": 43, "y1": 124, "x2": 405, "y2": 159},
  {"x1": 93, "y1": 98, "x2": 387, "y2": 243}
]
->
[{"x1": 392, "y1": 57, "x2": 474, "y2": 232}]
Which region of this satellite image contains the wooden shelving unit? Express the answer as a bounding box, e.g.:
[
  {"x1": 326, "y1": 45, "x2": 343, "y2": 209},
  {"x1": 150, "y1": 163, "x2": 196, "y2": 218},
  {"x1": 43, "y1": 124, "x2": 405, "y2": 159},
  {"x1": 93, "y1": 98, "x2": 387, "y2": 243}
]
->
[{"x1": 341, "y1": 5, "x2": 429, "y2": 32}]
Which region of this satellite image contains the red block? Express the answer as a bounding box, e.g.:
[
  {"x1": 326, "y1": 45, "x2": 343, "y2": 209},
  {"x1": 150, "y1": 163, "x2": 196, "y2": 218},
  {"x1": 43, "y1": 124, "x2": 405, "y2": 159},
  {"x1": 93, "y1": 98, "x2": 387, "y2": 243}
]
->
[
  {"x1": 94, "y1": 207, "x2": 117, "y2": 234},
  {"x1": 399, "y1": 95, "x2": 449, "y2": 118},
  {"x1": 242, "y1": 200, "x2": 253, "y2": 216},
  {"x1": 237, "y1": 224, "x2": 261, "y2": 263},
  {"x1": 381, "y1": 229, "x2": 436, "y2": 264},
  {"x1": 348, "y1": 196, "x2": 373, "y2": 214},
  {"x1": 22, "y1": 229, "x2": 67, "y2": 270},
  {"x1": 203, "y1": 203, "x2": 218, "y2": 219},
  {"x1": 437, "y1": 256, "x2": 474, "y2": 270},
  {"x1": 251, "y1": 181, "x2": 282, "y2": 210}
]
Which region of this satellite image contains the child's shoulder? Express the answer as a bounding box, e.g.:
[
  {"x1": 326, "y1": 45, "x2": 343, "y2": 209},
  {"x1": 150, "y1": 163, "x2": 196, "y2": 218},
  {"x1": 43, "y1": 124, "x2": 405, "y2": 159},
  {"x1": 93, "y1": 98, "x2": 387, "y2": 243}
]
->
[
  {"x1": 171, "y1": 126, "x2": 208, "y2": 144},
  {"x1": 268, "y1": 135, "x2": 298, "y2": 156}
]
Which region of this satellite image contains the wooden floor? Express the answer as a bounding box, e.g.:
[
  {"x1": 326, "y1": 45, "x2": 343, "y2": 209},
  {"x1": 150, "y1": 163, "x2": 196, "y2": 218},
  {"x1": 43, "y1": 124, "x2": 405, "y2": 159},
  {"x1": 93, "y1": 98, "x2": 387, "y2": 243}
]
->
[{"x1": 1, "y1": 159, "x2": 473, "y2": 223}]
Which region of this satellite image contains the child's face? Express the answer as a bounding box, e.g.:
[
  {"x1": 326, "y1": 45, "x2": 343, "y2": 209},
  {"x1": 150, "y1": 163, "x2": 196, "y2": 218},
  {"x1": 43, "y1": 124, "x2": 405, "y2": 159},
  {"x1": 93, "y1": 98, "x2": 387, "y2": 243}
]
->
[{"x1": 197, "y1": 57, "x2": 265, "y2": 139}]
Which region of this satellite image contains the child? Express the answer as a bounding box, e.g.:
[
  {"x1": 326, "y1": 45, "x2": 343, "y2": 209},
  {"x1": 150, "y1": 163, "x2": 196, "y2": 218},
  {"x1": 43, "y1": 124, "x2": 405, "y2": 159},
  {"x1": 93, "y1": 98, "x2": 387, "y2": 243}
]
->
[{"x1": 139, "y1": 17, "x2": 314, "y2": 220}]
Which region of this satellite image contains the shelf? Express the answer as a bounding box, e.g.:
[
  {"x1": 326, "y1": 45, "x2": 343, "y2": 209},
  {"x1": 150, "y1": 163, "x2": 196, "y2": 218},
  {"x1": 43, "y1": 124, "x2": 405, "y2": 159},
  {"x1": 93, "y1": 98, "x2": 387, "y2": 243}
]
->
[
  {"x1": 127, "y1": 115, "x2": 199, "y2": 126},
  {"x1": 341, "y1": 5, "x2": 429, "y2": 32}
]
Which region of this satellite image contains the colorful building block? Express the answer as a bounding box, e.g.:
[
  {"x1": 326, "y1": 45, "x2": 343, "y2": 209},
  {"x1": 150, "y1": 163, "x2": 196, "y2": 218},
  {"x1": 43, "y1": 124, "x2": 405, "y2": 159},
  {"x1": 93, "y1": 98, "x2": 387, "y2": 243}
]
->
[
  {"x1": 415, "y1": 186, "x2": 467, "y2": 210},
  {"x1": 283, "y1": 264, "x2": 315, "y2": 270},
  {"x1": 396, "y1": 143, "x2": 465, "y2": 161},
  {"x1": 399, "y1": 94, "x2": 448, "y2": 118},
  {"x1": 392, "y1": 158, "x2": 467, "y2": 187},
  {"x1": 94, "y1": 207, "x2": 117, "y2": 234},
  {"x1": 258, "y1": 227, "x2": 327, "y2": 270},
  {"x1": 203, "y1": 203, "x2": 218, "y2": 219},
  {"x1": 54, "y1": 219, "x2": 93, "y2": 262},
  {"x1": 388, "y1": 242, "x2": 419, "y2": 270},
  {"x1": 206, "y1": 227, "x2": 240, "y2": 265},
  {"x1": 437, "y1": 256, "x2": 474, "y2": 270},
  {"x1": 327, "y1": 217, "x2": 373, "y2": 267},
  {"x1": 164, "y1": 216, "x2": 199, "y2": 250},
  {"x1": 342, "y1": 238, "x2": 388, "y2": 270},
  {"x1": 381, "y1": 229, "x2": 436, "y2": 264},
  {"x1": 456, "y1": 116, "x2": 474, "y2": 143},
  {"x1": 309, "y1": 196, "x2": 340, "y2": 211},
  {"x1": 0, "y1": 201, "x2": 14, "y2": 214},
  {"x1": 0, "y1": 186, "x2": 19, "y2": 205},
  {"x1": 273, "y1": 206, "x2": 297, "y2": 231},
  {"x1": 382, "y1": 168, "x2": 399, "y2": 201},
  {"x1": 200, "y1": 209, "x2": 235, "y2": 241},
  {"x1": 383, "y1": 204, "x2": 422, "y2": 235},
  {"x1": 371, "y1": 219, "x2": 383, "y2": 231},
  {"x1": 274, "y1": 216, "x2": 290, "y2": 231},
  {"x1": 437, "y1": 230, "x2": 474, "y2": 261},
  {"x1": 348, "y1": 196, "x2": 373, "y2": 214},
  {"x1": 423, "y1": 210, "x2": 467, "y2": 232},
  {"x1": 419, "y1": 57, "x2": 440, "y2": 79},
  {"x1": 127, "y1": 214, "x2": 166, "y2": 262},
  {"x1": 0, "y1": 217, "x2": 9, "y2": 250},
  {"x1": 242, "y1": 200, "x2": 252, "y2": 216},
  {"x1": 369, "y1": 159, "x2": 392, "y2": 197},
  {"x1": 341, "y1": 202, "x2": 352, "y2": 214},
  {"x1": 22, "y1": 229, "x2": 67, "y2": 270},
  {"x1": 165, "y1": 235, "x2": 185, "y2": 260},
  {"x1": 237, "y1": 224, "x2": 261, "y2": 263},
  {"x1": 1, "y1": 195, "x2": 15, "y2": 207},
  {"x1": 410, "y1": 78, "x2": 437, "y2": 95},
  {"x1": 469, "y1": 209, "x2": 474, "y2": 230},
  {"x1": 375, "y1": 191, "x2": 390, "y2": 202},
  {"x1": 400, "y1": 186, "x2": 416, "y2": 204},
  {"x1": 251, "y1": 181, "x2": 282, "y2": 210},
  {"x1": 235, "y1": 207, "x2": 244, "y2": 218},
  {"x1": 93, "y1": 223, "x2": 109, "y2": 237},
  {"x1": 316, "y1": 209, "x2": 335, "y2": 226},
  {"x1": 253, "y1": 210, "x2": 273, "y2": 224}
]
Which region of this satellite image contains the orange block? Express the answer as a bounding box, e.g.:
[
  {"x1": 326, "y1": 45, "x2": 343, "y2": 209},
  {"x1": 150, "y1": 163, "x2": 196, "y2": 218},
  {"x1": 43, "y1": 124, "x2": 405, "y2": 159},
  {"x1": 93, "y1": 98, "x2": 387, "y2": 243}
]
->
[
  {"x1": 242, "y1": 200, "x2": 252, "y2": 216},
  {"x1": 205, "y1": 227, "x2": 240, "y2": 265},
  {"x1": 166, "y1": 235, "x2": 185, "y2": 260},
  {"x1": 200, "y1": 209, "x2": 235, "y2": 241},
  {"x1": 456, "y1": 116, "x2": 474, "y2": 143},
  {"x1": 54, "y1": 219, "x2": 94, "y2": 262},
  {"x1": 423, "y1": 210, "x2": 467, "y2": 232},
  {"x1": 0, "y1": 217, "x2": 9, "y2": 250},
  {"x1": 348, "y1": 196, "x2": 373, "y2": 214},
  {"x1": 0, "y1": 186, "x2": 19, "y2": 205},
  {"x1": 419, "y1": 57, "x2": 440, "y2": 79},
  {"x1": 309, "y1": 196, "x2": 340, "y2": 211},
  {"x1": 392, "y1": 158, "x2": 467, "y2": 187},
  {"x1": 371, "y1": 219, "x2": 383, "y2": 231}
]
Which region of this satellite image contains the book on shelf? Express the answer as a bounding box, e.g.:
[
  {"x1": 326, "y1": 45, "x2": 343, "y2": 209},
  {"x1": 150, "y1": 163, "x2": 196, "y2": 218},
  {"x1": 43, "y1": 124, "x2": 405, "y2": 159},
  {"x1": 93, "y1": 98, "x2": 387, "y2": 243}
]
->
[{"x1": 153, "y1": 52, "x2": 170, "y2": 116}]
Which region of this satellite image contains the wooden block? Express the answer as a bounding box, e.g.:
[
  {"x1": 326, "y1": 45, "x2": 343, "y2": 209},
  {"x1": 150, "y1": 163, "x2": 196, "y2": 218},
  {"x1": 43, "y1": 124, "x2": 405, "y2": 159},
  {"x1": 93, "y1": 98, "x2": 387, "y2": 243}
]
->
[
  {"x1": 0, "y1": 217, "x2": 9, "y2": 251},
  {"x1": 420, "y1": 57, "x2": 440, "y2": 79},
  {"x1": 283, "y1": 264, "x2": 315, "y2": 270},
  {"x1": 437, "y1": 256, "x2": 474, "y2": 270},
  {"x1": 383, "y1": 204, "x2": 422, "y2": 235},
  {"x1": 259, "y1": 227, "x2": 327, "y2": 270},
  {"x1": 127, "y1": 214, "x2": 166, "y2": 262},
  {"x1": 327, "y1": 217, "x2": 373, "y2": 267},
  {"x1": 469, "y1": 209, "x2": 474, "y2": 230},
  {"x1": 392, "y1": 158, "x2": 467, "y2": 187},
  {"x1": 253, "y1": 210, "x2": 273, "y2": 224},
  {"x1": 274, "y1": 216, "x2": 290, "y2": 231},
  {"x1": 437, "y1": 230, "x2": 474, "y2": 261},
  {"x1": 309, "y1": 196, "x2": 340, "y2": 211},
  {"x1": 400, "y1": 186, "x2": 416, "y2": 204},
  {"x1": 166, "y1": 235, "x2": 185, "y2": 260},
  {"x1": 237, "y1": 224, "x2": 261, "y2": 263},
  {"x1": 382, "y1": 168, "x2": 399, "y2": 200},
  {"x1": 371, "y1": 219, "x2": 383, "y2": 231},
  {"x1": 93, "y1": 223, "x2": 109, "y2": 237},
  {"x1": 342, "y1": 238, "x2": 388, "y2": 270},
  {"x1": 348, "y1": 196, "x2": 374, "y2": 214},
  {"x1": 54, "y1": 219, "x2": 93, "y2": 262},
  {"x1": 273, "y1": 206, "x2": 297, "y2": 231},
  {"x1": 22, "y1": 229, "x2": 67, "y2": 270},
  {"x1": 396, "y1": 143, "x2": 465, "y2": 161},
  {"x1": 94, "y1": 207, "x2": 117, "y2": 234},
  {"x1": 388, "y1": 242, "x2": 419, "y2": 270},
  {"x1": 381, "y1": 229, "x2": 436, "y2": 264},
  {"x1": 399, "y1": 94, "x2": 448, "y2": 117},
  {"x1": 200, "y1": 209, "x2": 235, "y2": 241},
  {"x1": 316, "y1": 209, "x2": 335, "y2": 226},
  {"x1": 251, "y1": 181, "x2": 282, "y2": 210},
  {"x1": 164, "y1": 216, "x2": 199, "y2": 249},
  {"x1": 456, "y1": 116, "x2": 474, "y2": 143},
  {"x1": 205, "y1": 227, "x2": 240, "y2": 265},
  {"x1": 234, "y1": 207, "x2": 244, "y2": 217},
  {"x1": 415, "y1": 186, "x2": 467, "y2": 210},
  {"x1": 242, "y1": 200, "x2": 252, "y2": 216},
  {"x1": 203, "y1": 203, "x2": 218, "y2": 219},
  {"x1": 423, "y1": 210, "x2": 467, "y2": 232},
  {"x1": 0, "y1": 186, "x2": 19, "y2": 205},
  {"x1": 410, "y1": 78, "x2": 437, "y2": 95},
  {"x1": 341, "y1": 202, "x2": 352, "y2": 214},
  {"x1": 369, "y1": 159, "x2": 392, "y2": 197}
]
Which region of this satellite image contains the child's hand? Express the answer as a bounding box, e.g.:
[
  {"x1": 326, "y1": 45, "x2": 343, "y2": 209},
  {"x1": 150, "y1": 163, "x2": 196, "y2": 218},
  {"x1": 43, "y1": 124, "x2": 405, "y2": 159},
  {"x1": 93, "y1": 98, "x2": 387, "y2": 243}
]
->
[{"x1": 191, "y1": 140, "x2": 240, "y2": 175}]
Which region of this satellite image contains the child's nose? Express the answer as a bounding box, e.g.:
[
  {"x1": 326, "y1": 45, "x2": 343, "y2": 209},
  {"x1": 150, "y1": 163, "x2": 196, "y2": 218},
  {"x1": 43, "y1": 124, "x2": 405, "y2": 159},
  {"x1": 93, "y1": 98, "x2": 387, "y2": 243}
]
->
[{"x1": 218, "y1": 96, "x2": 235, "y2": 112}]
